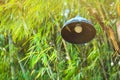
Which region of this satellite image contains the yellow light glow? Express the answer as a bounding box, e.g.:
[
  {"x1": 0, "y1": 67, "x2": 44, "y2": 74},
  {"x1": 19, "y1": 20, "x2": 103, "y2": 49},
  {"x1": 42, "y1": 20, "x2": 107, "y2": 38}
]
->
[{"x1": 74, "y1": 25, "x2": 82, "y2": 33}]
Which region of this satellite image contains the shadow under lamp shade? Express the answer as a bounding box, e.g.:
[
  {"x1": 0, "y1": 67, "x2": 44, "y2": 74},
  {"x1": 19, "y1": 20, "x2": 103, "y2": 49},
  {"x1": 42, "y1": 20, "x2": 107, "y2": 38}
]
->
[{"x1": 61, "y1": 16, "x2": 96, "y2": 44}]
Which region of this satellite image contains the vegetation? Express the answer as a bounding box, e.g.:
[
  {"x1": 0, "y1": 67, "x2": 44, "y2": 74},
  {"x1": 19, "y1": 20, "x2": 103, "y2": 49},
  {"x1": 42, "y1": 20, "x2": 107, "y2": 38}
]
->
[{"x1": 0, "y1": 0, "x2": 120, "y2": 80}]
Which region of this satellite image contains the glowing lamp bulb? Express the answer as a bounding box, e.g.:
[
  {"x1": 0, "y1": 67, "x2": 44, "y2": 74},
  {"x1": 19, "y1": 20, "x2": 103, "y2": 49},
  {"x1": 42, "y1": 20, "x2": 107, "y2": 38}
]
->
[{"x1": 74, "y1": 24, "x2": 82, "y2": 33}]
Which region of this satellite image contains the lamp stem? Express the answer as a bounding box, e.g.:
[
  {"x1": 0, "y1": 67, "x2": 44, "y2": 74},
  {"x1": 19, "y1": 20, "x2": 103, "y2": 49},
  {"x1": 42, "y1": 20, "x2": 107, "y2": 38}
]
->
[{"x1": 78, "y1": 0, "x2": 80, "y2": 15}]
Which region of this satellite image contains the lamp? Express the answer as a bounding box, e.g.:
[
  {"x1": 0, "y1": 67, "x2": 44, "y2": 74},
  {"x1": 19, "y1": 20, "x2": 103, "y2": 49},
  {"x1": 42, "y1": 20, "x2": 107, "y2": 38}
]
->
[{"x1": 61, "y1": 16, "x2": 96, "y2": 44}]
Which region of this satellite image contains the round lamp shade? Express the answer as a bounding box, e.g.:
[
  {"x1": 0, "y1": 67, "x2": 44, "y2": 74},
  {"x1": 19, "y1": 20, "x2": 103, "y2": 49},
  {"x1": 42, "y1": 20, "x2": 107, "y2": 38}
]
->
[{"x1": 61, "y1": 16, "x2": 96, "y2": 44}]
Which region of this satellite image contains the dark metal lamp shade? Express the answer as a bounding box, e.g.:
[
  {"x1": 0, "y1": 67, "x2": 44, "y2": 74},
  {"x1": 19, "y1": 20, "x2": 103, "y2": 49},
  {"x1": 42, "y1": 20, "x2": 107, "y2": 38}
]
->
[{"x1": 61, "y1": 16, "x2": 96, "y2": 44}]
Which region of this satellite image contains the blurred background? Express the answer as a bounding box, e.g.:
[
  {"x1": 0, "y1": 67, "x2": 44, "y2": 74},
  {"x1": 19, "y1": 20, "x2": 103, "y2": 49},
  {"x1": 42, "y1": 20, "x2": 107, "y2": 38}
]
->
[{"x1": 0, "y1": 0, "x2": 120, "y2": 80}]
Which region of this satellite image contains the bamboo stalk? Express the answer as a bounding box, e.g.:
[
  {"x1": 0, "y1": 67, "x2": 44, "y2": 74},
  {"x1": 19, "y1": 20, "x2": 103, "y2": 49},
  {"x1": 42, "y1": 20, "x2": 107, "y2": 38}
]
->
[
  {"x1": 16, "y1": 53, "x2": 28, "y2": 80},
  {"x1": 116, "y1": 21, "x2": 120, "y2": 43},
  {"x1": 8, "y1": 32, "x2": 15, "y2": 80},
  {"x1": 99, "y1": 58, "x2": 108, "y2": 80},
  {"x1": 8, "y1": 32, "x2": 28, "y2": 80},
  {"x1": 107, "y1": 26, "x2": 120, "y2": 54}
]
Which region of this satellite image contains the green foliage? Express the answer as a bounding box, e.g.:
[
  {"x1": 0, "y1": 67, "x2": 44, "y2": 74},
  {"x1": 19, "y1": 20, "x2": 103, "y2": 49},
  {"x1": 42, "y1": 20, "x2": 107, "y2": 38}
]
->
[{"x1": 0, "y1": 0, "x2": 120, "y2": 80}]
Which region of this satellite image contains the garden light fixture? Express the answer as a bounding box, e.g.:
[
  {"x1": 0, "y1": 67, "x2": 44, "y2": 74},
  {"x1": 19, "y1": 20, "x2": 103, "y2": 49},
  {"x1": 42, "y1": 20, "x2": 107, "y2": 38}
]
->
[{"x1": 61, "y1": 16, "x2": 96, "y2": 44}]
